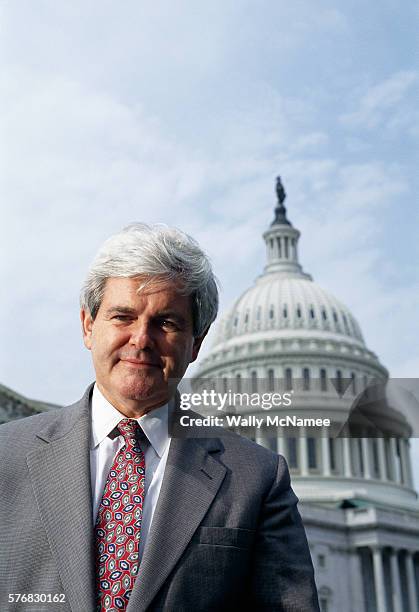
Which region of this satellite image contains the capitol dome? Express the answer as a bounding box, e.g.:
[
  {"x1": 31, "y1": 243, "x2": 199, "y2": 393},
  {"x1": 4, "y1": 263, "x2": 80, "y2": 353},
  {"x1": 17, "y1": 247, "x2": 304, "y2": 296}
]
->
[
  {"x1": 195, "y1": 176, "x2": 416, "y2": 513},
  {"x1": 199, "y1": 176, "x2": 387, "y2": 382}
]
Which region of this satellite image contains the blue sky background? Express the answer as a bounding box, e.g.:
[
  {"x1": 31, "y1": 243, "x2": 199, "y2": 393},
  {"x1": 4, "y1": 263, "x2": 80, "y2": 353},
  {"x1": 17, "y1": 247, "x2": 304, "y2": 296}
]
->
[{"x1": 1, "y1": 1, "x2": 418, "y2": 482}]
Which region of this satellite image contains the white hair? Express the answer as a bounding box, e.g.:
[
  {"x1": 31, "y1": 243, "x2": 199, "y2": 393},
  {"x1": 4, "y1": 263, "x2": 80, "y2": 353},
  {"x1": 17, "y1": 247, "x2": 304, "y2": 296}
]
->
[{"x1": 80, "y1": 223, "x2": 219, "y2": 337}]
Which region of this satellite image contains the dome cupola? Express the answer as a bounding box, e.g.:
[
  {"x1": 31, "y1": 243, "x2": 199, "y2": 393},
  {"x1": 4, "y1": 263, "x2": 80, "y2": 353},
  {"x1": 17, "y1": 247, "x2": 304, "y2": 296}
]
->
[{"x1": 263, "y1": 176, "x2": 311, "y2": 279}]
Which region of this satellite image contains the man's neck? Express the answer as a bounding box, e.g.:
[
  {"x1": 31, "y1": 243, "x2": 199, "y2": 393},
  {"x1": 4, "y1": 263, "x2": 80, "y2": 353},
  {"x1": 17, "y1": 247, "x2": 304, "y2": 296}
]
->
[{"x1": 95, "y1": 382, "x2": 169, "y2": 418}]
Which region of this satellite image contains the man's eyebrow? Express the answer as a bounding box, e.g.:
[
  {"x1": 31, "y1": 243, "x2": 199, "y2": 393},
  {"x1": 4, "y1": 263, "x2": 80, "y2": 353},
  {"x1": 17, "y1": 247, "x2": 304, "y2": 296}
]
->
[
  {"x1": 104, "y1": 306, "x2": 137, "y2": 317},
  {"x1": 104, "y1": 307, "x2": 189, "y2": 325}
]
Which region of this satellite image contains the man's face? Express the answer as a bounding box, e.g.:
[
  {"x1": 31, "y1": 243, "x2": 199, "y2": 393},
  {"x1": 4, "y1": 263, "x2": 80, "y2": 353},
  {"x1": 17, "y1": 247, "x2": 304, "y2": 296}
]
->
[{"x1": 81, "y1": 277, "x2": 207, "y2": 416}]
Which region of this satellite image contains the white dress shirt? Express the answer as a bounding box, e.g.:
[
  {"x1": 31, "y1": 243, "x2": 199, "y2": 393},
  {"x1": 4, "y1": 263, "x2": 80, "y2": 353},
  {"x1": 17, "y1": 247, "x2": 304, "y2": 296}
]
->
[{"x1": 90, "y1": 384, "x2": 171, "y2": 560}]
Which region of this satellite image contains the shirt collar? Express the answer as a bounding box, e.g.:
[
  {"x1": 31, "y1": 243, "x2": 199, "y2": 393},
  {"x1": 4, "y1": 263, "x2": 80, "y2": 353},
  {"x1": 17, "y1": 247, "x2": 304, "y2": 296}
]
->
[{"x1": 91, "y1": 383, "x2": 171, "y2": 458}]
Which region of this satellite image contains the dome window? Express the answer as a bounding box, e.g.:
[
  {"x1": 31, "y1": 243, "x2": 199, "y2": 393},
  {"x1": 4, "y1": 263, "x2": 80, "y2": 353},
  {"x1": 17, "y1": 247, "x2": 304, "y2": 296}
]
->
[
  {"x1": 329, "y1": 439, "x2": 336, "y2": 471},
  {"x1": 342, "y1": 313, "x2": 350, "y2": 334},
  {"x1": 335, "y1": 370, "x2": 343, "y2": 395},
  {"x1": 303, "y1": 368, "x2": 310, "y2": 391},
  {"x1": 234, "y1": 316, "x2": 238, "y2": 327},
  {"x1": 283, "y1": 305, "x2": 288, "y2": 318},
  {"x1": 332, "y1": 310, "x2": 338, "y2": 323},
  {"x1": 296, "y1": 305, "x2": 302, "y2": 318},
  {"x1": 321, "y1": 308, "x2": 327, "y2": 321},
  {"x1": 285, "y1": 368, "x2": 293, "y2": 391},
  {"x1": 245, "y1": 313, "x2": 249, "y2": 323},
  {"x1": 269, "y1": 307, "x2": 274, "y2": 319},
  {"x1": 268, "y1": 369, "x2": 275, "y2": 392},
  {"x1": 236, "y1": 373, "x2": 242, "y2": 393},
  {"x1": 320, "y1": 368, "x2": 327, "y2": 391},
  {"x1": 256, "y1": 307, "x2": 261, "y2": 320},
  {"x1": 251, "y1": 371, "x2": 258, "y2": 393},
  {"x1": 310, "y1": 307, "x2": 315, "y2": 319}
]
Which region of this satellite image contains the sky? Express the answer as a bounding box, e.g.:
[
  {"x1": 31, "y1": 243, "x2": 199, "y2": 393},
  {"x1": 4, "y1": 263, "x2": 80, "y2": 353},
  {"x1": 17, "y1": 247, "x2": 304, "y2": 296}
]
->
[{"x1": 1, "y1": 1, "x2": 418, "y2": 481}]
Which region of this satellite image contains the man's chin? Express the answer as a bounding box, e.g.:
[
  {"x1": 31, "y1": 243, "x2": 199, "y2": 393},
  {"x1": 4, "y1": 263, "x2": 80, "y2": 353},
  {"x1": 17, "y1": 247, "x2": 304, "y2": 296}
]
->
[{"x1": 118, "y1": 382, "x2": 168, "y2": 405}]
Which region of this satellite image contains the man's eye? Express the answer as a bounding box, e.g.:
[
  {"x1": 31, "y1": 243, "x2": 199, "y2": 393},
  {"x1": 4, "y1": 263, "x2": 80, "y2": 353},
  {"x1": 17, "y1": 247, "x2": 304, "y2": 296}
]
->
[
  {"x1": 159, "y1": 319, "x2": 179, "y2": 330},
  {"x1": 112, "y1": 315, "x2": 131, "y2": 321}
]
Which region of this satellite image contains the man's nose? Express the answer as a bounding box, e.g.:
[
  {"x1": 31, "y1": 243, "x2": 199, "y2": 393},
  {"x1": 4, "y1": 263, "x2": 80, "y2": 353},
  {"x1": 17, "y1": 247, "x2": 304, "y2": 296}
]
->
[{"x1": 129, "y1": 320, "x2": 156, "y2": 350}]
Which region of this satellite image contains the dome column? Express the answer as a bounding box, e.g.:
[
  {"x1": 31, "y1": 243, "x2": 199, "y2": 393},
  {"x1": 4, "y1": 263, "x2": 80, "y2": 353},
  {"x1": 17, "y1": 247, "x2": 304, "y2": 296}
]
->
[
  {"x1": 399, "y1": 439, "x2": 407, "y2": 484},
  {"x1": 361, "y1": 437, "x2": 372, "y2": 479},
  {"x1": 321, "y1": 431, "x2": 331, "y2": 476},
  {"x1": 390, "y1": 549, "x2": 403, "y2": 612},
  {"x1": 371, "y1": 546, "x2": 386, "y2": 612},
  {"x1": 406, "y1": 550, "x2": 419, "y2": 612},
  {"x1": 299, "y1": 430, "x2": 309, "y2": 476},
  {"x1": 377, "y1": 437, "x2": 387, "y2": 481},
  {"x1": 342, "y1": 437, "x2": 352, "y2": 478},
  {"x1": 389, "y1": 438, "x2": 400, "y2": 482},
  {"x1": 405, "y1": 440, "x2": 414, "y2": 488},
  {"x1": 401, "y1": 439, "x2": 413, "y2": 487},
  {"x1": 277, "y1": 432, "x2": 285, "y2": 456}
]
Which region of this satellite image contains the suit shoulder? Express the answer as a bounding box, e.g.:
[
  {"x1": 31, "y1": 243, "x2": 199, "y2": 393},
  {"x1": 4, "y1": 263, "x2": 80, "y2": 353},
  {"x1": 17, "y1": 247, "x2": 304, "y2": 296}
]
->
[
  {"x1": 0, "y1": 407, "x2": 61, "y2": 436},
  {"x1": 0, "y1": 397, "x2": 85, "y2": 449}
]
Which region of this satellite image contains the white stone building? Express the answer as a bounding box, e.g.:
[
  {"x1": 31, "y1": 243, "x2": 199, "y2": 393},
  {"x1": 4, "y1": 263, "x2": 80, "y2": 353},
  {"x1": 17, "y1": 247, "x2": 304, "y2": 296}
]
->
[{"x1": 194, "y1": 178, "x2": 419, "y2": 612}]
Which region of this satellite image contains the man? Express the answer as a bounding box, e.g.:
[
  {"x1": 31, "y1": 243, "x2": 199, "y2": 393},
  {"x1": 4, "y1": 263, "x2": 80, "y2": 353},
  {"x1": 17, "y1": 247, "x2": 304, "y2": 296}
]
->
[{"x1": 0, "y1": 223, "x2": 319, "y2": 611}]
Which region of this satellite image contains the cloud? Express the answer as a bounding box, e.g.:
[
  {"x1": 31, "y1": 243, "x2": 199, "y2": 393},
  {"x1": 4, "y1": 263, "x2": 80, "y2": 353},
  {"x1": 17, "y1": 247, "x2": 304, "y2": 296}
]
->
[{"x1": 340, "y1": 70, "x2": 419, "y2": 131}]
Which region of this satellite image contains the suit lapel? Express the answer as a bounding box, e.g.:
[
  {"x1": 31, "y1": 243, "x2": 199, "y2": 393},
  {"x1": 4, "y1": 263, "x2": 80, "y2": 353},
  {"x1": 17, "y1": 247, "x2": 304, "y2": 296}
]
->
[
  {"x1": 128, "y1": 434, "x2": 226, "y2": 611},
  {"x1": 26, "y1": 387, "x2": 95, "y2": 612}
]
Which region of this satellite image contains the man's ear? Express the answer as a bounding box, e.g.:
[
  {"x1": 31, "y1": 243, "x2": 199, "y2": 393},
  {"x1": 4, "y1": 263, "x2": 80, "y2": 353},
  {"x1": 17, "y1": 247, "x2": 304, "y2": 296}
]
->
[
  {"x1": 80, "y1": 309, "x2": 94, "y2": 350},
  {"x1": 191, "y1": 326, "x2": 210, "y2": 362}
]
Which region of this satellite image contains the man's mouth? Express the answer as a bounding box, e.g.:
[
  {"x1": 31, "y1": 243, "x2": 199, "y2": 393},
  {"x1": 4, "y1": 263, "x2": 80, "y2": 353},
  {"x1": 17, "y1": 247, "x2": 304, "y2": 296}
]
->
[{"x1": 120, "y1": 358, "x2": 161, "y2": 368}]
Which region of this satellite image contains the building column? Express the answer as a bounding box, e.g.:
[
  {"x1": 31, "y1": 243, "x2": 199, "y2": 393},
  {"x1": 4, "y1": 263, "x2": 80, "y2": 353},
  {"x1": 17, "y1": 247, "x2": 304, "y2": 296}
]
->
[
  {"x1": 406, "y1": 550, "x2": 419, "y2": 612},
  {"x1": 361, "y1": 437, "x2": 372, "y2": 479},
  {"x1": 352, "y1": 438, "x2": 361, "y2": 476},
  {"x1": 277, "y1": 432, "x2": 285, "y2": 456},
  {"x1": 372, "y1": 546, "x2": 387, "y2": 612},
  {"x1": 398, "y1": 438, "x2": 406, "y2": 485},
  {"x1": 401, "y1": 439, "x2": 413, "y2": 487},
  {"x1": 390, "y1": 549, "x2": 403, "y2": 612},
  {"x1": 343, "y1": 437, "x2": 352, "y2": 477},
  {"x1": 389, "y1": 438, "x2": 400, "y2": 483},
  {"x1": 405, "y1": 439, "x2": 414, "y2": 488},
  {"x1": 300, "y1": 429, "x2": 309, "y2": 476},
  {"x1": 377, "y1": 437, "x2": 387, "y2": 481},
  {"x1": 322, "y1": 430, "x2": 331, "y2": 476}
]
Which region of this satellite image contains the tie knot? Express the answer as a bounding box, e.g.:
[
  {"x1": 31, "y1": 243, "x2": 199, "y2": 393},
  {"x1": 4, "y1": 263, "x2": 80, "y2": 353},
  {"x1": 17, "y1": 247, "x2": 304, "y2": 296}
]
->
[{"x1": 117, "y1": 419, "x2": 139, "y2": 445}]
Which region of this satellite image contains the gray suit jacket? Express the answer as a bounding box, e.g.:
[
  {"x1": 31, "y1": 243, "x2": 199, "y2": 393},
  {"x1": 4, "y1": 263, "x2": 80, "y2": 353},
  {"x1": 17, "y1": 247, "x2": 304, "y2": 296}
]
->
[{"x1": 0, "y1": 385, "x2": 319, "y2": 611}]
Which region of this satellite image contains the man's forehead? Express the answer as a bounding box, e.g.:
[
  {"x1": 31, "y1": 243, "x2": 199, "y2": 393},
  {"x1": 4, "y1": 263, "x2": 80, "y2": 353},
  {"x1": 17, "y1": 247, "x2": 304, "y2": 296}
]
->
[
  {"x1": 100, "y1": 277, "x2": 191, "y2": 311},
  {"x1": 104, "y1": 275, "x2": 186, "y2": 296}
]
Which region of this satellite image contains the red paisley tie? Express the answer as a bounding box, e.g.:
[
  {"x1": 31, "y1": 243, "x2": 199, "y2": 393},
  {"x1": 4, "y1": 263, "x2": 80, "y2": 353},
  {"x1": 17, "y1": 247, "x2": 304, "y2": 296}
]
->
[{"x1": 95, "y1": 419, "x2": 145, "y2": 611}]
